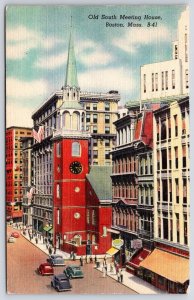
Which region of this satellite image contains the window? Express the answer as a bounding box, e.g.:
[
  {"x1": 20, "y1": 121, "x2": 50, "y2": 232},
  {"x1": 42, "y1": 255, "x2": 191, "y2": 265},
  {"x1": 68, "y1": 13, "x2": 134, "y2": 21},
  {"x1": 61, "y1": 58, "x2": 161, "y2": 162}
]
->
[
  {"x1": 72, "y1": 142, "x2": 81, "y2": 156},
  {"x1": 105, "y1": 115, "x2": 110, "y2": 124},
  {"x1": 93, "y1": 150, "x2": 98, "y2": 159},
  {"x1": 86, "y1": 209, "x2": 90, "y2": 224},
  {"x1": 86, "y1": 113, "x2": 90, "y2": 123},
  {"x1": 161, "y1": 149, "x2": 167, "y2": 169},
  {"x1": 172, "y1": 69, "x2": 175, "y2": 89},
  {"x1": 161, "y1": 120, "x2": 167, "y2": 140},
  {"x1": 93, "y1": 103, "x2": 97, "y2": 110},
  {"x1": 92, "y1": 209, "x2": 97, "y2": 225},
  {"x1": 93, "y1": 139, "x2": 98, "y2": 147},
  {"x1": 185, "y1": 33, "x2": 188, "y2": 62},
  {"x1": 105, "y1": 102, "x2": 110, "y2": 111},
  {"x1": 175, "y1": 179, "x2": 179, "y2": 203},
  {"x1": 105, "y1": 126, "x2": 110, "y2": 134},
  {"x1": 56, "y1": 142, "x2": 61, "y2": 157},
  {"x1": 182, "y1": 111, "x2": 186, "y2": 135},
  {"x1": 176, "y1": 213, "x2": 180, "y2": 243},
  {"x1": 56, "y1": 184, "x2": 61, "y2": 198},
  {"x1": 161, "y1": 72, "x2": 164, "y2": 90},
  {"x1": 165, "y1": 71, "x2": 168, "y2": 90},
  {"x1": 155, "y1": 73, "x2": 158, "y2": 91},
  {"x1": 174, "y1": 115, "x2": 178, "y2": 137},
  {"x1": 57, "y1": 209, "x2": 60, "y2": 225},
  {"x1": 182, "y1": 145, "x2": 186, "y2": 168},
  {"x1": 105, "y1": 139, "x2": 110, "y2": 147},
  {"x1": 93, "y1": 125, "x2": 97, "y2": 133},
  {"x1": 143, "y1": 74, "x2": 146, "y2": 93},
  {"x1": 184, "y1": 215, "x2": 188, "y2": 245},
  {"x1": 162, "y1": 180, "x2": 168, "y2": 202},
  {"x1": 183, "y1": 178, "x2": 187, "y2": 204},
  {"x1": 174, "y1": 147, "x2": 178, "y2": 169},
  {"x1": 86, "y1": 103, "x2": 90, "y2": 110},
  {"x1": 152, "y1": 73, "x2": 154, "y2": 91},
  {"x1": 105, "y1": 150, "x2": 110, "y2": 159},
  {"x1": 93, "y1": 114, "x2": 98, "y2": 123}
]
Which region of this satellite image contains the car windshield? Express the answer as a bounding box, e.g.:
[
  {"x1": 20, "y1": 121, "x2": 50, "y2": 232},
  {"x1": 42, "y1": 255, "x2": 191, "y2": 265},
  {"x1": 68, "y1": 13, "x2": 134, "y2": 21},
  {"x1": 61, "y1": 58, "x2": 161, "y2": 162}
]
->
[
  {"x1": 73, "y1": 267, "x2": 81, "y2": 271},
  {"x1": 45, "y1": 266, "x2": 51, "y2": 270}
]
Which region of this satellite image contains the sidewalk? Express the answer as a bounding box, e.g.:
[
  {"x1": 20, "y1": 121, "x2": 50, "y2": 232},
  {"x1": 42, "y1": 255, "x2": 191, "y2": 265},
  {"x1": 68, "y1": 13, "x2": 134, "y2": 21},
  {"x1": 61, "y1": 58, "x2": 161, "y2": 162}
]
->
[
  {"x1": 96, "y1": 264, "x2": 165, "y2": 294},
  {"x1": 20, "y1": 229, "x2": 164, "y2": 294}
]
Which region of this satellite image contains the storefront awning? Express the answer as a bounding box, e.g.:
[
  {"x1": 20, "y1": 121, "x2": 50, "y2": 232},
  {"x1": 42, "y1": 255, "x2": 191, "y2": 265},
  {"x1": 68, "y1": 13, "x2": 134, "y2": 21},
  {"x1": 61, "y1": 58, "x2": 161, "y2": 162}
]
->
[
  {"x1": 43, "y1": 226, "x2": 52, "y2": 232},
  {"x1": 139, "y1": 248, "x2": 189, "y2": 284},
  {"x1": 106, "y1": 247, "x2": 119, "y2": 256}
]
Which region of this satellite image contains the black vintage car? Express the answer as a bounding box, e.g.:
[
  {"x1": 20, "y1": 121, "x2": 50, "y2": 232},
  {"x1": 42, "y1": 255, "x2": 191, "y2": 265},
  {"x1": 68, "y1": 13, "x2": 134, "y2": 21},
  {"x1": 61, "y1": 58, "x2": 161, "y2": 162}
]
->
[{"x1": 51, "y1": 274, "x2": 72, "y2": 292}]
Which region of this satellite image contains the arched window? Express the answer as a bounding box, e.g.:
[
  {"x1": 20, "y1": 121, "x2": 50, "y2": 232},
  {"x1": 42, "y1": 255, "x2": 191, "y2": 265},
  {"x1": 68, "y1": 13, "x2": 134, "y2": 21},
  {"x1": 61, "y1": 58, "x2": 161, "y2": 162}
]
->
[
  {"x1": 72, "y1": 141, "x2": 81, "y2": 156},
  {"x1": 56, "y1": 184, "x2": 61, "y2": 198}
]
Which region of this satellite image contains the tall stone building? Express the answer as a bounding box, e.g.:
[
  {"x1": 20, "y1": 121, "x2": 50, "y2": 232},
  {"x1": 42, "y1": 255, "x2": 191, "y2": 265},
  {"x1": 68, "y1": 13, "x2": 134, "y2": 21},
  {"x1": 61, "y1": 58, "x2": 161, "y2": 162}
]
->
[{"x1": 6, "y1": 127, "x2": 32, "y2": 223}]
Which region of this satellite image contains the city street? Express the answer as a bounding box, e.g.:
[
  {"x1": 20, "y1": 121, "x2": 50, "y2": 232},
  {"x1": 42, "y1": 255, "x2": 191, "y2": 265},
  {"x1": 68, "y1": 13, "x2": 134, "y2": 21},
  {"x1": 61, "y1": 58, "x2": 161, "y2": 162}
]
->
[{"x1": 6, "y1": 226, "x2": 137, "y2": 295}]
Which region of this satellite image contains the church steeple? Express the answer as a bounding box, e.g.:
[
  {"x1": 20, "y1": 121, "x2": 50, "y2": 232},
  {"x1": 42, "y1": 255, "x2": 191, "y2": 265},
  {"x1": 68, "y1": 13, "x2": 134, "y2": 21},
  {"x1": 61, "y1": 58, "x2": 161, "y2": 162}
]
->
[{"x1": 65, "y1": 18, "x2": 78, "y2": 88}]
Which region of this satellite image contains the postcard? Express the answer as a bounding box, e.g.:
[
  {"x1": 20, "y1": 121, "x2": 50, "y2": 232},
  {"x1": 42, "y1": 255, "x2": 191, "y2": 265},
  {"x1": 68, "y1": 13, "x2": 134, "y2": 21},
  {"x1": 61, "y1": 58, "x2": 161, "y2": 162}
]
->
[{"x1": 6, "y1": 4, "x2": 189, "y2": 294}]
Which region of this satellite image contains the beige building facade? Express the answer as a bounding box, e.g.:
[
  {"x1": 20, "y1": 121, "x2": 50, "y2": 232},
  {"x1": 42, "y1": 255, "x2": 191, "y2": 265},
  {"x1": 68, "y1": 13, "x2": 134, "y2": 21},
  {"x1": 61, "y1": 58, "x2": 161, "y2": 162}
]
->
[{"x1": 153, "y1": 96, "x2": 189, "y2": 248}]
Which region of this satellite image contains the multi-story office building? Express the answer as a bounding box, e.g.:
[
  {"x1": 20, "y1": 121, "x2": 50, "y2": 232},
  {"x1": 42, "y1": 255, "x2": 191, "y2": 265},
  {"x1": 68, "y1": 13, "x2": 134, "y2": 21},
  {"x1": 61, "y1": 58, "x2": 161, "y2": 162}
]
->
[
  {"x1": 139, "y1": 95, "x2": 189, "y2": 293},
  {"x1": 153, "y1": 95, "x2": 190, "y2": 248},
  {"x1": 110, "y1": 105, "x2": 156, "y2": 266},
  {"x1": 21, "y1": 137, "x2": 33, "y2": 226},
  {"x1": 6, "y1": 127, "x2": 32, "y2": 223},
  {"x1": 80, "y1": 92, "x2": 119, "y2": 166},
  {"x1": 140, "y1": 7, "x2": 189, "y2": 101}
]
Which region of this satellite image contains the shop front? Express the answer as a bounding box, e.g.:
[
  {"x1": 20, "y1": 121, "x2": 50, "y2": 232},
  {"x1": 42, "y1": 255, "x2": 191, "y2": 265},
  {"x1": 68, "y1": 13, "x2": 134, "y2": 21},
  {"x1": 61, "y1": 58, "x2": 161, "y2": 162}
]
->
[{"x1": 139, "y1": 248, "x2": 189, "y2": 293}]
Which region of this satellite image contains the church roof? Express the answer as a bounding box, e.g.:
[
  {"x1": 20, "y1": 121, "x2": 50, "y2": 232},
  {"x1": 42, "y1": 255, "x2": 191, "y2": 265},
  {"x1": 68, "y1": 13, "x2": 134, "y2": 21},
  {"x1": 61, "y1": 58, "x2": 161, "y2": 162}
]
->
[
  {"x1": 65, "y1": 30, "x2": 78, "y2": 88},
  {"x1": 86, "y1": 166, "x2": 112, "y2": 200}
]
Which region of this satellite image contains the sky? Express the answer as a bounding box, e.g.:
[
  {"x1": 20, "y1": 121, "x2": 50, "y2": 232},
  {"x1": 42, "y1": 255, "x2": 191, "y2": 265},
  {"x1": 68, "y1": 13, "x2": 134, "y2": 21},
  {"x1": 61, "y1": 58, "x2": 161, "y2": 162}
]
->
[{"x1": 6, "y1": 4, "x2": 186, "y2": 127}]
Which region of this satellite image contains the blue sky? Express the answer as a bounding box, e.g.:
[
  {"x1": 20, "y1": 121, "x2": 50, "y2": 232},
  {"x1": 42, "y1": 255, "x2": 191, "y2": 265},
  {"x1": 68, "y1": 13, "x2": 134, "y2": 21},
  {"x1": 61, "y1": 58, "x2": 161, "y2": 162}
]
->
[{"x1": 6, "y1": 5, "x2": 186, "y2": 127}]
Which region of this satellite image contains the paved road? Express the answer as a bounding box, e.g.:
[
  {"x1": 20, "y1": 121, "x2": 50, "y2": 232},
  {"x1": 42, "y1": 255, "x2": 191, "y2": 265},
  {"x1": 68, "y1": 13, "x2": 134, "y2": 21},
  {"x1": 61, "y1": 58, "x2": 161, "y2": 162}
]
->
[{"x1": 7, "y1": 226, "x2": 137, "y2": 295}]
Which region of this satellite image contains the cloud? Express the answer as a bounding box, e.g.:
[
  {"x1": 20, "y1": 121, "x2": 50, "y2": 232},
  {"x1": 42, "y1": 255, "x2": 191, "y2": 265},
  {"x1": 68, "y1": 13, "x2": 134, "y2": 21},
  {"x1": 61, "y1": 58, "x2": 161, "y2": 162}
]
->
[
  {"x1": 79, "y1": 67, "x2": 136, "y2": 94},
  {"x1": 77, "y1": 39, "x2": 114, "y2": 67},
  {"x1": 6, "y1": 26, "x2": 63, "y2": 59},
  {"x1": 6, "y1": 77, "x2": 48, "y2": 99},
  {"x1": 6, "y1": 102, "x2": 33, "y2": 128},
  {"x1": 112, "y1": 26, "x2": 172, "y2": 54},
  {"x1": 35, "y1": 51, "x2": 68, "y2": 69}
]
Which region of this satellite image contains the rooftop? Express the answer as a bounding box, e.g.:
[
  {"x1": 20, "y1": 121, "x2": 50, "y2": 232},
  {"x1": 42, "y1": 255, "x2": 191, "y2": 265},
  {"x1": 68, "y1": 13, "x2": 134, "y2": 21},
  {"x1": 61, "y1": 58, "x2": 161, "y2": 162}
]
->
[{"x1": 86, "y1": 166, "x2": 112, "y2": 201}]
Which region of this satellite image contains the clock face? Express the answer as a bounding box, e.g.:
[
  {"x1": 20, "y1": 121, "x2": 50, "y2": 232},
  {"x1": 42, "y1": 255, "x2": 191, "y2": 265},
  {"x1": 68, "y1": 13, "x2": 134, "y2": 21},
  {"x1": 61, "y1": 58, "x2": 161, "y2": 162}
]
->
[{"x1": 69, "y1": 161, "x2": 82, "y2": 174}]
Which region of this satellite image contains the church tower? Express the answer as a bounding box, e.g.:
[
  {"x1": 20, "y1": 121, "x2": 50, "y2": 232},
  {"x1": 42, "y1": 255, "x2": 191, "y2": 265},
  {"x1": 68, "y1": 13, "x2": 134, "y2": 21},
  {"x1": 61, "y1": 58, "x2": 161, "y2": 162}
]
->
[{"x1": 52, "y1": 25, "x2": 90, "y2": 254}]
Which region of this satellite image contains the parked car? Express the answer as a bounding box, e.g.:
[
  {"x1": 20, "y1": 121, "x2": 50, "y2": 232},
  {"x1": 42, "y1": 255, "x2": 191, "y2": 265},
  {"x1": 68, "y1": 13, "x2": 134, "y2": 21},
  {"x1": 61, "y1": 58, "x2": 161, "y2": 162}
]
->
[
  {"x1": 47, "y1": 255, "x2": 65, "y2": 266},
  {"x1": 11, "y1": 232, "x2": 20, "y2": 238},
  {"x1": 51, "y1": 274, "x2": 72, "y2": 292},
  {"x1": 64, "y1": 265, "x2": 84, "y2": 279},
  {"x1": 8, "y1": 236, "x2": 15, "y2": 243},
  {"x1": 37, "y1": 263, "x2": 54, "y2": 276}
]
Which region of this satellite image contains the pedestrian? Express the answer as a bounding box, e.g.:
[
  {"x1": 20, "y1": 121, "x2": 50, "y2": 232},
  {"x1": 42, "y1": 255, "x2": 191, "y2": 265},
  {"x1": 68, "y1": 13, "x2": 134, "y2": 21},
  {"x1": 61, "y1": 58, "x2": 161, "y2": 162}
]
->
[
  {"x1": 104, "y1": 264, "x2": 108, "y2": 275},
  {"x1": 35, "y1": 237, "x2": 38, "y2": 244},
  {"x1": 117, "y1": 271, "x2": 120, "y2": 282},
  {"x1": 73, "y1": 252, "x2": 76, "y2": 261},
  {"x1": 120, "y1": 269, "x2": 123, "y2": 283},
  {"x1": 29, "y1": 234, "x2": 32, "y2": 241},
  {"x1": 70, "y1": 251, "x2": 73, "y2": 260},
  {"x1": 49, "y1": 247, "x2": 52, "y2": 255},
  {"x1": 80, "y1": 256, "x2": 83, "y2": 266},
  {"x1": 89, "y1": 255, "x2": 93, "y2": 263},
  {"x1": 104, "y1": 255, "x2": 107, "y2": 265},
  {"x1": 110, "y1": 263, "x2": 114, "y2": 273},
  {"x1": 54, "y1": 246, "x2": 56, "y2": 254},
  {"x1": 94, "y1": 255, "x2": 97, "y2": 264},
  {"x1": 116, "y1": 264, "x2": 119, "y2": 276}
]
